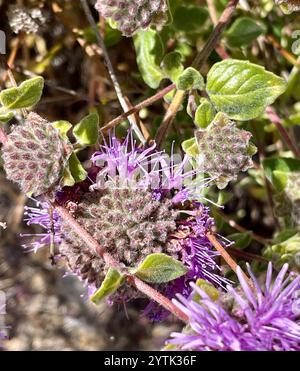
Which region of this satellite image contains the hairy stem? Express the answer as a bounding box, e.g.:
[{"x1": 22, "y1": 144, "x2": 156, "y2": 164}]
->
[
  {"x1": 0, "y1": 38, "x2": 20, "y2": 87},
  {"x1": 155, "y1": 0, "x2": 239, "y2": 147},
  {"x1": 55, "y1": 204, "x2": 188, "y2": 323},
  {"x1": 101, "y1": 83, "x2": 176, "y2": 133},
  {"x1": 80, "y1": 0, "x2": 146, "y2": 144},
  {"x1": 192, "y1": 0, "x2": 239, "y2": 69},
  {"x1": 207, "y1": 232, "x2": 253, "y2": 287}
]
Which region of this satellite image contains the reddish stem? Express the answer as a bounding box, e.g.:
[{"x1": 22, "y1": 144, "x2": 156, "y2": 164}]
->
[
  {"x1": 155, "y1": 0, "x2": 239, "y2": 147},
  {"x1": 100, "y1": 84, "x2": 176, "y2": 133},
  {"x1": 55, "y1": 204, "x2": 188, "y2": 323},
  {"x1": 207, "y1": 232, "x2": 253, "y2": 287}
]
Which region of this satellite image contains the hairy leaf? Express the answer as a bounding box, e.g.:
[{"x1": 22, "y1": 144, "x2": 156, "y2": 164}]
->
[
  {"x1": 131, "y1": 253, "x2": 188, "y2": 283},
  {"x1": 207, "y1": 60, "x2": 286, "y2": 120},
  {"x1": 0, "y1": 77, "x2": 44, "y2": 109}
]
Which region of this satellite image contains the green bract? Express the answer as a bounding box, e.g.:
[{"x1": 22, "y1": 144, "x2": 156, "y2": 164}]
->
[
  {"x1": 194, "y1": 98, "x2": 215, "y2": 128},
  {"x1": 67, "y1": 153, "x2": 88, "y2": 184},
  {"x1": 73, "y1": 113, "x2": 99, "y2": 147},
  {"x1": 161, "y1": 51, "x2": 184, "y2": 83},
  {"x1": 177, "y1": 67, "x2": 204, "y2": 91},
  {"x1": 90, "y1": 268, "x2": 125, "y2": 304}
]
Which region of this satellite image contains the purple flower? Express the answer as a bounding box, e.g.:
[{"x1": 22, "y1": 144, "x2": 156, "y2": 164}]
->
[
  {"x1": 167, "y1": 263, "x2": 300, "y2": 351},
  {"x1": 177, "y1": 203, "x2": 229, "y2": 290},
  {"x1": 22, "y1": 133, "x2": 230, "y2": 308},
  {"x1": 21, "y1": 202, "x2": 61, "y2": 253}
]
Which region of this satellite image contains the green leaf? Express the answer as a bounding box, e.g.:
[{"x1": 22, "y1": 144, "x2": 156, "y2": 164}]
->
[
  {"x1": 52, "y1": 120, "x2": 72, "y2": 139},
  {"x1": 206, "y1": 59, "x2": 287, "y2": 120},
  {"x1": 161, "y1": 52, "x2": 184, "y2": 83},
  {"x1": 0, "y1": 108, "x2": 14, "y2": 123},
  {"x1": 131, "y1": 253, "x2": 188, "y2": 283},
  {"x1": 228, "y1": 232, "x2": 252, "y2": 249},
  {"x1": 134, "y1": 29, "x2": 165, "y2": 89},
  {"x1": 226, "y1": 17, "x2": 265, "y2": 47},
  {"x1": 194, "y1": 98, "x2": 215, "y2": 128},
  {"x1": 0, "y1": 77, "x2": 44, "y2": 109},
  {"x1": 263, "y1": 157, "x2": 300, "y2": 191},
  {"x1": 73, "y1": 113, "x2": 99, "y2": 147},
  {"x1": 182, "y1": 137, "x2": 199, "y2": 157},
  {"x1": 90, "y1": 268, "x2": 125, "y2": 304},
  {"x1": 68, "y1": 153, "x2": 88, "y2": 183},
  {"x1": 177, "y1": 67, "x2": 204, "y2": 91},
  {"x1": 173, "y1": 5, "x2": 208, "y2": 33}
]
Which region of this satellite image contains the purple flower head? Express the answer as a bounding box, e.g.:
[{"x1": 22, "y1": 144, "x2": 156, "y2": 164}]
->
[
  {"x1": 144, "y1": 203, "x2": 230, "y2": 321},
  {"x1": 177, "y1": 203, "x2": 229, "y2": 289},
  {"x1": 91, "y1": 134, "x2": 205, "y2": 197},
  {"x1": 22, "y1": 133, "x2": 230, "y2": 309},
  {"x1": 167, "y1": 263, "x2": 300, "y2": 351}
]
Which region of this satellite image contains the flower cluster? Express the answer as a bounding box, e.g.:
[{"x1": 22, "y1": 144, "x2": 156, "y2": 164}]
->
[
  {"x1": 275, "y1": 0, "x2": 300, "y2": 13},
  {"x1": 195, "y1": 114, "x2": 256, "y2": 189},
  {"x1": 167, "y1": 263, "x2": 300, "y2": 351},
  {"x1": 2, "y1": 113, "x2": 73, "y2": 197},
  {"x1": 24, "y1": 134, "x2": 229, "y2": 309},
  {"x1": 7, "y1": 5, "x2": 47, "y2": 34},
  {"x1": 95, "y1": 0, "x2": 169, "y2": 36}
]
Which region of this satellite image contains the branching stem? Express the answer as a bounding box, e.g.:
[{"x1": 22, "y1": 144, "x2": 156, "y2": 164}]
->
[
  {"x1": 55, "y1": 204, "x2": 189, "y2": 323},
  {"x1": 80, "y1": 0, "x2": 146, "y2": 144},
  {"x1": 155, "y1": 0, "x2": 239, "y2": 147}
]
